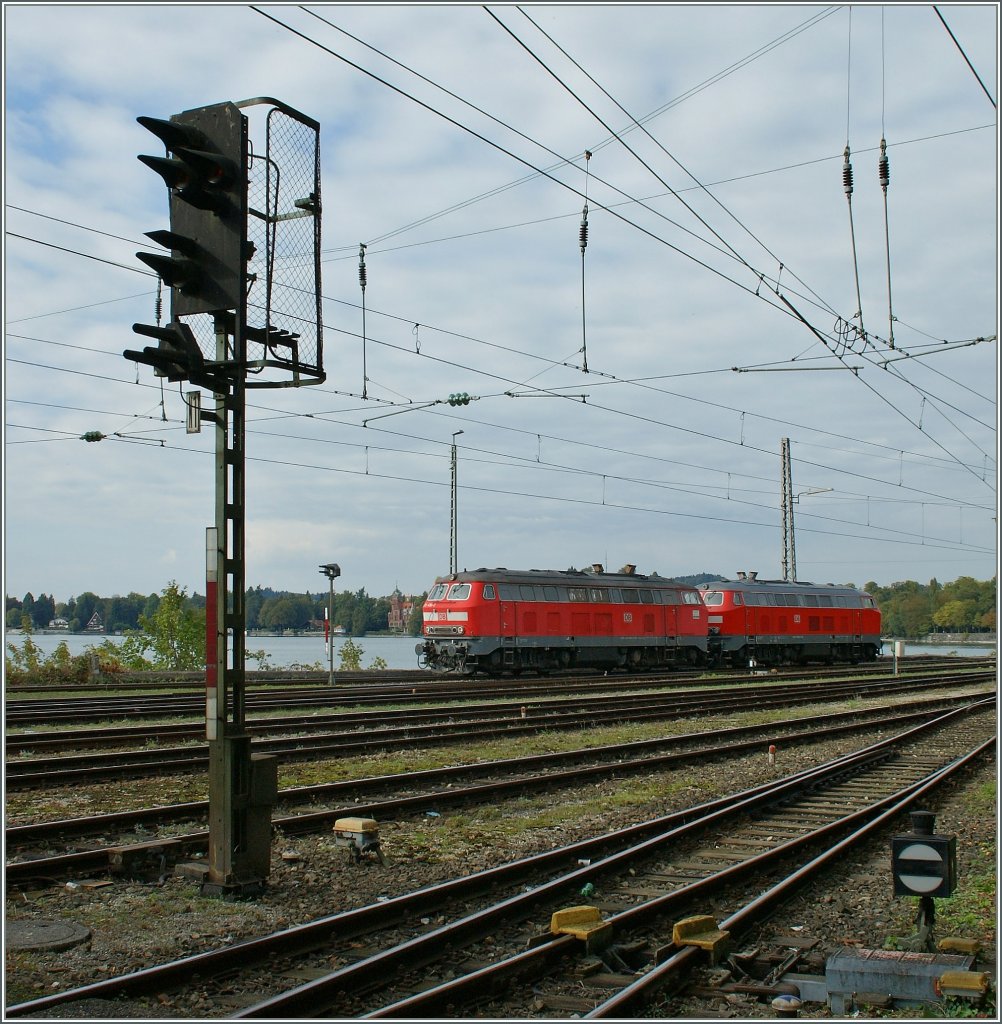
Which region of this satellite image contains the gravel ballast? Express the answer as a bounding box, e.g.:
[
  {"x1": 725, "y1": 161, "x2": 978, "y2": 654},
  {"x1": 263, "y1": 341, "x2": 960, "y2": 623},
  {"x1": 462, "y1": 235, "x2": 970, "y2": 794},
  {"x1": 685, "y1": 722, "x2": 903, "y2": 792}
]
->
[{"x1": 5, "y1": 722, "x2": 996, "y2": 1018}]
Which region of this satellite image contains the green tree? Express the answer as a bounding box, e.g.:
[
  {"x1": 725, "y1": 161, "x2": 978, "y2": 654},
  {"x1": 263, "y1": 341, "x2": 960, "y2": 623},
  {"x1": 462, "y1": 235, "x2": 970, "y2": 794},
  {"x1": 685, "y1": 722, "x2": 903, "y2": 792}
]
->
[
  {"x1": 72, "y1": 591, "x2": 101, "y2": 632},
  {"x1": 104, "y1": 593, "x2": 147, "y2": 632},
  {"x1": 245, "y1": 585, "x2": 266, "y2": 630},
  {"x1": 31, "y1": 593, "x2": 56, "y2": 629},
  {"x1": 117, "y1": 581, "x2": 205, "y2": 669},
  {"x1": 933, "y1": 600, "x2": 978, "y2": 631},
  {"x1": 259, "y1": 594, "x2": 315, "y2": 631},
  {"x1": 407, "y1": 594, "x2": 426, "y2": 636},
  {"x1": 338, "y1": 637, "x2": 364, "y2": 670}
]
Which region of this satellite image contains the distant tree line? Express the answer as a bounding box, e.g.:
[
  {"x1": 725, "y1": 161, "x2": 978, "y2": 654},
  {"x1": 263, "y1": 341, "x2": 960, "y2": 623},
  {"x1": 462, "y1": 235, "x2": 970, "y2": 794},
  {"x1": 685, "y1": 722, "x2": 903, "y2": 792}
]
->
[
  {"x1": 6, "y1": 574, "x2": 994, "y2": 642},
  {"x1": 861, "y1": 576, "x2": 996, "y2": 638},
  {"x1": 6, "y1": 585, "x2": 426, "y2": 637},
  {"x1": 5, "y1": 581, "x2": 408, "y2": 684}
]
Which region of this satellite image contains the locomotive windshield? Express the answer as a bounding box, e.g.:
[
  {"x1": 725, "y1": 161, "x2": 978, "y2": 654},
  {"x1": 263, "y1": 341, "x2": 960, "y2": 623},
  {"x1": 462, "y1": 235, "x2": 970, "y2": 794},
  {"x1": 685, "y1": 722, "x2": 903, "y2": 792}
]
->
[
  {"x1": 701, "y1": 592, "x2": 723, "y2": 605},
  {"x1": 428, "y1": 584, "x2": 447, "y2": 600},
  {"x1": 447, "y1": 583, "x2": 472, "y2": 600}
]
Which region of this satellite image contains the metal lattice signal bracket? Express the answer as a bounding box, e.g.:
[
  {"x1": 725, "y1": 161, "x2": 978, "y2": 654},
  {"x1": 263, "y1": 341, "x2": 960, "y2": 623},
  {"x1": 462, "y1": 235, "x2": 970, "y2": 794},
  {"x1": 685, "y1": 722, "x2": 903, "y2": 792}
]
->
[{"x1": 181, "y1": 97, "x2": 324, "y2": 389}]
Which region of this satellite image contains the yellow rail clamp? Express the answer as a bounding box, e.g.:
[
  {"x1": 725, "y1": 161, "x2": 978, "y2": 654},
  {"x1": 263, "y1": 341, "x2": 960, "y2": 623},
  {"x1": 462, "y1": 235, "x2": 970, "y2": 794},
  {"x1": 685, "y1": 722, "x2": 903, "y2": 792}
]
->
[
  {"x1": 672, "y1": 915, "x2": 730, "y2": 964},
  {"x1": 937, "y1": 971, "x2": 990, "y2": 999},
  {"x1": 938, "y1": 937, "x2": 981, "y2": 957},
  {"x1": 550, "y1": 905, "x2": 613, "y2": 952}
]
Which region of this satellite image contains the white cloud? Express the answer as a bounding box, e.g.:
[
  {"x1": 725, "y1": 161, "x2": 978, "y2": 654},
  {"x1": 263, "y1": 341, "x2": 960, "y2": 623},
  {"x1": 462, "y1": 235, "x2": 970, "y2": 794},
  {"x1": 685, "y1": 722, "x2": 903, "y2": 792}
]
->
[{"x1": 3, "y1": 3, "x2": 997, "y2": 606}]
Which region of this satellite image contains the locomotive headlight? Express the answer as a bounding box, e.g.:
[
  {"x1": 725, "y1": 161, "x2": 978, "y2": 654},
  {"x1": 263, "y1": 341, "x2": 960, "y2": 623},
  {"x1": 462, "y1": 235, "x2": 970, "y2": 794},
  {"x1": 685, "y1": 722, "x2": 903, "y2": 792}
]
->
[{"x1": 457, "y1": 626, "x2": 465, "y2": 635}]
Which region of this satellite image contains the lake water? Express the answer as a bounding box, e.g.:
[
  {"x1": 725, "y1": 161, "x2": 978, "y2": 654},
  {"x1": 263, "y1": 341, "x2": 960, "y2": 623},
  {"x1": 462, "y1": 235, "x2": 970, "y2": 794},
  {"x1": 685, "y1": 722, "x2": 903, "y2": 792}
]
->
[
  {"x1": 6, "y1": 631, "x2": 996, "y2": 671},
  {"x1": 5, "y1": 632, "x2": 424, "y2": 671}
]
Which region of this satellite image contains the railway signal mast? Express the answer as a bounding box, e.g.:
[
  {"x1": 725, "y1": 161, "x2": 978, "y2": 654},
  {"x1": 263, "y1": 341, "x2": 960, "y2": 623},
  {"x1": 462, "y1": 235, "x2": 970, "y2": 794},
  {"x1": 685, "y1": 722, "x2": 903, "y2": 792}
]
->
[{"x1": 127, "y1": 98, "x2": 324, "y2": 896}]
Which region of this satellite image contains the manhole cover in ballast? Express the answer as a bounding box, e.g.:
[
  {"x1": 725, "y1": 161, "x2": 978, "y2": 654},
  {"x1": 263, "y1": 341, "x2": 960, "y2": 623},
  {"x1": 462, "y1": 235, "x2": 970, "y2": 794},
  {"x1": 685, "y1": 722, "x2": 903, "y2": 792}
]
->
[{"x1": 5, "y1": 918, "x2": 91, "y2": 952}]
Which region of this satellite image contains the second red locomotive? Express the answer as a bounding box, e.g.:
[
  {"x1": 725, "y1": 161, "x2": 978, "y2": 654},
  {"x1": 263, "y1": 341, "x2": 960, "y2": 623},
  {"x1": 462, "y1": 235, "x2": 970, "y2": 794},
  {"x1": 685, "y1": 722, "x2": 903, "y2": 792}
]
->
[
  {"x1": 416, "y1": 564, "x2": 708, "y2": 674},
  {"x1": 698, "y1": 572, "x2": 882, "y2": 667}
]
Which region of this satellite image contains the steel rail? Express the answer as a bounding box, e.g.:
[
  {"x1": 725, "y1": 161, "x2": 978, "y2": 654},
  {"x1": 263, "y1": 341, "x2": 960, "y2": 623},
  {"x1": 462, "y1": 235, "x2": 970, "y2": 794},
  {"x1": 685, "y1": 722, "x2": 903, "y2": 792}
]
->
[
  {"x1": 586, "y1": 735, "x2": 995, "y2": 1018},
  {"x1": 236, "y1": 705, "x2": 994, "y2": 1018},
  {"x1": 6, "y1": 696, "x2": 990, "y2": 884},
  {"x1": 352, "y1": 734, "x2": 995, "y2": 1019},
  {"x1": 6, "y1": 674, "x2": 990, "y2": 789},
  {"x1": 5, "y1": 660, "x2": 988, "y2": 722},
  {"x1": 5, "y1": 702, "x2": 993, "y2": 1021},
  {"x1": 7, "y1": 669, "x2": 989, "y2": 753},
  {"x1": 8, "y1": 711, "x2": 956, "y2": 1021}
]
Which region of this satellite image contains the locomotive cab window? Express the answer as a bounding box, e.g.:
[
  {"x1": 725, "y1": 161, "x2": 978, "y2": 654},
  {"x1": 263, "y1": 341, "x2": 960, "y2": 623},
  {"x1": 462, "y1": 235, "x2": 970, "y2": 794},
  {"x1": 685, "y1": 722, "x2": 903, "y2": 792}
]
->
[
  {"x1": 482, "y1": 585, "x2": 496, "y2": 600},
  {"x1": 428, "y1": 584, "x2": 448, "y2": 600},
  {"x1": 701, "y1": 591, "x2": 723, "y2": 605},
  {"x1": 447, "y1": 584, "x2": 471, "y2": 600},
  {"x1": 681, "y1": 592, "x2": 701, "y2": 605}
]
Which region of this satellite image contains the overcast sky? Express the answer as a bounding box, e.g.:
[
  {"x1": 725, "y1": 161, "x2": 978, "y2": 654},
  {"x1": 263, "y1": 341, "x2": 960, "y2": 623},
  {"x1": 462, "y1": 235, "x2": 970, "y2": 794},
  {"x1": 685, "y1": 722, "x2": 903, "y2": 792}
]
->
[{"x1": 3, "y1": 3, "x2": 998, "y2": 607}]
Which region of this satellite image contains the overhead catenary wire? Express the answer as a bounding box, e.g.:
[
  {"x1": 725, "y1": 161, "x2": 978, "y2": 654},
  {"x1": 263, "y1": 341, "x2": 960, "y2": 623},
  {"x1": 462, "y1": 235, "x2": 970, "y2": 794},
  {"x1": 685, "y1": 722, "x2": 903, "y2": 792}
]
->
[
  {"x1": 11, "y1": 319, "x2": 992, "y2": 482},
  {"x1": 9, "y1": 339, "x2": 992, "y2": 520},
  {"x1": 480, "y1": 6, "x2": 988, "y2": 477},
  {"x1": 9, "y1": 405, "x2": 988, "y2": 556},
  {"x1": 9, "y1": 214, "x2": 993, "y2": 495},
  {"x1": 305, "y1": 5, "x2": 844, "y2": 252},
  {"x1": 511, "y1": 4, "x2": 829, "y2": 320},
  {"x1": 9, "y1": 17, "x2": 994, "y2": 524},
  {"x1": 933, "y1": 5, "x2": 997, "y2": 109}
]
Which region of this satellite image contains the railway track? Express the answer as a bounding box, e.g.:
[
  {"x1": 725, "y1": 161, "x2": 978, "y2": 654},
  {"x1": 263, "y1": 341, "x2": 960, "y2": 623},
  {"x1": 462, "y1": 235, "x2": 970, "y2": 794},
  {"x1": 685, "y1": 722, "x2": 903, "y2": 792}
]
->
[
  {"x1": 5, "y1": 691, "x2": 991, "y2": 884},
  {"x1": 5, "y1": 671, "x2": 992, "y2": 789},
  {"x1": 5, "y1": 657, "x2": 990, "y2": 726},
  {"x1": 6, "y1": 700, "x2": 993, "y2": 1020}
]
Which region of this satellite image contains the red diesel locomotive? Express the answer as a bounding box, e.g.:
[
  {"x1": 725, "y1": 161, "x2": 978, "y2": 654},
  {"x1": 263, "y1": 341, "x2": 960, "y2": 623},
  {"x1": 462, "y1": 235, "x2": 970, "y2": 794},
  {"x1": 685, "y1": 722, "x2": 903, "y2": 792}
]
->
[
  {"x1": 416, "y1": 565, "x2": 708, "y2": 674},
  {"x1": 697, "y1": 572, "x2": 882, "y2": 667}
]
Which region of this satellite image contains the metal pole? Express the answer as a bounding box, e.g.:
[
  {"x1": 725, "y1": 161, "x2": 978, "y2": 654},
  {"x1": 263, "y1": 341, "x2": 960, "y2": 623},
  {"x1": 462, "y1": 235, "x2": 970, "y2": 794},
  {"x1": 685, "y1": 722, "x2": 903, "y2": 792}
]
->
[
  {"x1": 328, "y1": 577, "x2": 334, "y2": 686},
  {"x1": 450, "y1": 430, "x2": 463, "y2": 574},
  {"x1": 319, "y1": 563, "x2": 340, "y2": 685},
  {"x1": 206, "y1": 314, "x2": 268, "y2": 895},
  {"x1": 780, "y1": 438, "x2": 794, "y2": 582}
]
